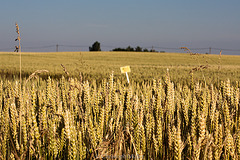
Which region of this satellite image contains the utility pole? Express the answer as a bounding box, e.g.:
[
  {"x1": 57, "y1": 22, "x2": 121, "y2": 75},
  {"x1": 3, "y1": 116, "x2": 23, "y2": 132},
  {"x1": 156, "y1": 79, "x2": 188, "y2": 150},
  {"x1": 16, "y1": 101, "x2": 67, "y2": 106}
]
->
[
  {"x1": 56, "y1": 44, "x2": 59, "y2": 52},
  {"x1": 209, "y1": 47, "x2": 211, "y2": 54}
]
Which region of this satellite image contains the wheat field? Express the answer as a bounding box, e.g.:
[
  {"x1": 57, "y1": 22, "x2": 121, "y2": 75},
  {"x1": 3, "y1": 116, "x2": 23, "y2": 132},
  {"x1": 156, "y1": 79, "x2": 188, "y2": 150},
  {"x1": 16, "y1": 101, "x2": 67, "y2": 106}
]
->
[
  {"x1": 0, "y1": 51, "x2": 240, "y2": 159},
  {"x1": 0, "y1": 51, "x2": 240, "y2": 84}
]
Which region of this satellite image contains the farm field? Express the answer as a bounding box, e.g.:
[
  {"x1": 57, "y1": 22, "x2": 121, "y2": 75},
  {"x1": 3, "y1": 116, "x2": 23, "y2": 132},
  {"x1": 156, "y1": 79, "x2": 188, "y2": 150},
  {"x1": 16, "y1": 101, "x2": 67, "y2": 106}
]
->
[
  {"x1": 0, "y1": 51, "x2": 240, "y2": 159},
  {"x1": 0, "y1": 51, "x2": 240, "y2": 84}
]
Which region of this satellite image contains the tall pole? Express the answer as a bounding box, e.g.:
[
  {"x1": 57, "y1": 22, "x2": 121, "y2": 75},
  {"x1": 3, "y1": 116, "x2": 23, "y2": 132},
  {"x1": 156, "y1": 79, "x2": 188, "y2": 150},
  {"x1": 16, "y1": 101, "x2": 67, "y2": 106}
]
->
[{"x1": 56, "y1": 44, "x2": 59, "y2": 52}]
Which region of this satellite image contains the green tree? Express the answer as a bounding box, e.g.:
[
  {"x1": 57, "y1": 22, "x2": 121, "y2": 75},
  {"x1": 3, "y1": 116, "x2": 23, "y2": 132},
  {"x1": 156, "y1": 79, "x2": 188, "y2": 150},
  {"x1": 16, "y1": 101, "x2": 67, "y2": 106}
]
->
[
  {"x1": 135, "y1": 46, "x2": 142, "y2": 52},
  {"x1": 112, "y1": 48, "x2": 126, "y2": 51},
  {"x1": 126, "y1": 46, "x2": 134, "y2": 51},
  {"x1": 143, "y1": 48, "x2": 149, "y2": 52},
  {"x1": 89, "y1": 41, "x2": 101, "y2": 51},
  {"x1": 150, "y1": 49, "x2": 156, "y2": 52}
]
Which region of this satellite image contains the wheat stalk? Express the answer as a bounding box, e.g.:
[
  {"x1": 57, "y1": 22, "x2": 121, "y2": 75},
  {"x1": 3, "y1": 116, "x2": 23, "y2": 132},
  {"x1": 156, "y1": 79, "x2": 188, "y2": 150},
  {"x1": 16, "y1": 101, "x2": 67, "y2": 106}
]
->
[
  {"x1": 15, "y1": 22, "x2": 23, "y2": 153},
  {"x1": 61, "y1": 64, "x2": 69, "y2": 76},
  {"x1": 25, "y1": 70, "x2": 49, "y2": 83}
]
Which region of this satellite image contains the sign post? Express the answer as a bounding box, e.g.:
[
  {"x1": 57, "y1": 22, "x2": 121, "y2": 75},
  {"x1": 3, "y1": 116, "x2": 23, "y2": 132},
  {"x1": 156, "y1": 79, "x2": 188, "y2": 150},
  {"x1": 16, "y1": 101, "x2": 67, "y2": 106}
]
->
[{"x1": 120, "y1": 66, "x2": 131, "y2": 84}]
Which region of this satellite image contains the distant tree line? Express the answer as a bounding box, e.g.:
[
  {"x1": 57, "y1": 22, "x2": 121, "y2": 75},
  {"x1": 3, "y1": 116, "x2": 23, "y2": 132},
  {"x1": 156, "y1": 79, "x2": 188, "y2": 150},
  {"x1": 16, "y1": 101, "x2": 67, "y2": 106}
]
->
[
  {"x1": 112, "y1": 46, "x2": 156, "y2": 52},
  {"x1": 89, "y1": 41, "x2": 158, "y2": 52}
]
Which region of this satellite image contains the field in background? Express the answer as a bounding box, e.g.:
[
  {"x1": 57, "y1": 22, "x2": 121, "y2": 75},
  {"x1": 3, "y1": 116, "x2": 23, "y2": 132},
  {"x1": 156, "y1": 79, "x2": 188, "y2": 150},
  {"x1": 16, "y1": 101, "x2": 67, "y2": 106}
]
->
[
  {"x1": 0, "y1": 51, "x2": 240, "y2": 85},
  {"x1": 1, "y1": 51, "x2": 240, "y2": 159}
]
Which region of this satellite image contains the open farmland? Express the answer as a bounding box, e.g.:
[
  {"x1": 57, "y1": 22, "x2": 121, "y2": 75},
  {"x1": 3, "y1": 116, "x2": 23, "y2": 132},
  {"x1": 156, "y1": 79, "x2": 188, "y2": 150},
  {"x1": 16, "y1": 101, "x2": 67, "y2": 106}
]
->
[
  {"x1": 0, "y1": 51, "x2": 240, "y2": 85},
  {"x1": 0, "y1": 51, "x2": 240, "y2": 159}
]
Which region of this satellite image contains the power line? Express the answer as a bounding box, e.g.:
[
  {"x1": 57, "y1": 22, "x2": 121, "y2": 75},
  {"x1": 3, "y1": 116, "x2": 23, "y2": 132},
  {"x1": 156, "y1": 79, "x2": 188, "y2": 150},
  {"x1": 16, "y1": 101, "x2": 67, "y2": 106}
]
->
[
  {"x1": 189, "y1": 48, "x2": 210, "y2": 50},
  {"x1": 61, "y1": 45, "x2": 89, "y2": 48},
  {"x1": 22, "y1": 45, "x2": 56, "y2": 49},
  {"x1": 1, "y1": 45, "x2": 240, "y2": 53},
  {"x1": 150, "y1": 47, "x2": 180, "y2": 50},
  {"x1": 211, "y1": 48, "x2": 240, "y2": 52}
]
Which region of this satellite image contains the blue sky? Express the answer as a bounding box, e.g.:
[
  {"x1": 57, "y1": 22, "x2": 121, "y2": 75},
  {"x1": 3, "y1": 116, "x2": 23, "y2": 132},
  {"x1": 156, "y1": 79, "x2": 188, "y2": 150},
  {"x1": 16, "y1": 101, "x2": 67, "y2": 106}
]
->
[{"x1": 0, "y1": 0, "x2": 240, "y2": 54}]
